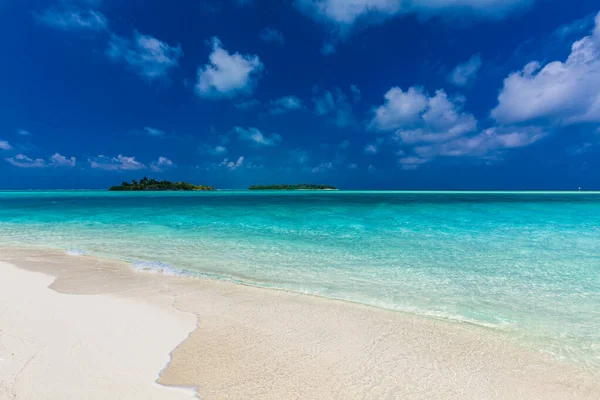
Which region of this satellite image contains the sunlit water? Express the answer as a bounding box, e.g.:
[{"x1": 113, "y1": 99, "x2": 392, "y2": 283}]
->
[{"x1": 0, "y1": 191, "x2": 599, "y2": 368}]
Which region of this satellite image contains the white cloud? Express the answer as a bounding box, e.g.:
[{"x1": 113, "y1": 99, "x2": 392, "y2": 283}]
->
[
  {"x1": 17, "y1": 129, "x2": 31, "y2": 136},
  {"x1": 50, "y1": 153, "x2": 76, "y2": 167},
  {"x1": 5, "y1": 154, "x2": 46, "y2": 168},
  {"x1": 37, "y1": 8, "x2": 107, "y2": 31},
  {"x1": 364, "y1": 144, "x2": 377, "y2": 154},
  {"x1": 448, "y1": 54, "x2": 482, "y2": 86},
  {"x1": 295, "y1": 0, "x2": 533, "y2": 52},
  {"x1": 89, "y1": 154, "x2": 147, "y2": 171},
  {"x1": 234, "y1": 126, "x2": 282, "y2": 146},
  {"x1": 144, "y1": 127, "x2": 166, "y2": 136},
  {"x1": 107, "y1": 32, "x2": 182, "y2": 81},
  {"x1": 269, "y1": 95, "x2": 304, "y2": 114},
  {"x1": 492, "y1": 12, "x2": 600, "y2": 125},
  {"x1": 219, "y1": 156, "x2": 244, "y2": 170},
  {"x1": 196, "y1": 38, "x2": 264, "y2": 98},
  {"x1": 370, "y1": 87, "x2": 478, "y2": 143},
  {"x1": 5, "y1": 153, "x2": 77, "y2": 168},
  {"x1": 413, "y1": 126, "x2": 545, "y2": 160},
  {"x1": 259, "y1": 27, "x2": 285, "y2": 45},
  {"x1": 370, "y1": 83, "x2": 549, "y2": 168},
  {"x1": 312, "y1": 86, "x2": 355, "y2": 127},
  {"x1": 150, "y1": 156, "x2": 174, "y2": 172},
  {"x1": 199, "y1": 144, "x2": 228, "y2": 155},
  {"x1": 235, "y1": 99, "x2": 260, "y2": 110},
  {"x1": 0, "y1": 140, "x2": 12, "y2": 150}
]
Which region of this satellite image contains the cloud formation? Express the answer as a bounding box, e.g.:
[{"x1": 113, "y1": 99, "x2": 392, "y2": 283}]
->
[
  {"x1": 89, "y1": 154, "x2": 147, "y2": 171},
  {"x1": 312, "y1": 86, "x2": 355, "y2": 127},
  {"x1": 0, "y1": 140, "x2": 12, "y2": 150},
  {"x1": 370, "y1": 87, "x2": 478, "y2": 143},
  {"x1": 295, "y1": 0, "x2": 534, "y2": 52},
  {"x1": 150, "y1": 156, "x2": 174, "y2": 172},
  {"x1": 37, "y1": 8, "x2": 108, "y2": 31},
  {"x1": 143, "y1": 127, "x2": 166, "y2": 136},
  {"x1": 5, "y1": 153, "x2": 76, "y2": 168},
  {"x1": 492, "y1": 11, "x2": 600, "y2": 125},
  {"x1": 370, "y1": 84, "x2": 547, "y2": 168},
  {"x1": 196, "y1": 38, "x2": 264, "y2": 98},
  {"x1": 49, "y1": 153, "x2": 77, "y2": 167},
  {"x1": 219, "y1": 156, "x2": 245, "y2": 170},
  {"x1": 259, "y1": 27, "x2": 285, "y2": 45},
  {"x1": 269, "y1": 95, "x2": 304, "y2": 114},
  {"x1": 107, "y1": 32, "x2": 183, "y2": 81},
  {"x1": 235, "y1": 126, "x2": 282, "y2": 146},
  {"x1": 199, "y1": 144, "x2": 228, "y2": 155},
  {"x1": 448, "y1": 54, "x2": 482, "y2": 87}
]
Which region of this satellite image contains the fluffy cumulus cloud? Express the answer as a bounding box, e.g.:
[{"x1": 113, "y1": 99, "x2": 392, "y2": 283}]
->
[
  {"x1": 107, "y1": 32, "x2": 183, "y2": 81},
  {"x1": 5, "y1": 153, "x2": 76, "y2": 168},
  {"x1": 196, "y1": 38, "x2": 264, "y2": 98},
  {"x1": 234, "y1": 126, "x2": 282, "y2": 146},
  {"x1": 37, "y1": 7, "x2": 108, "y2": 31},
  {"x1": 0, "y1": 140, "x2": 12, "y2": 150},
  {"x1": 312, "y1": 86, "x2": 355, "y2": 127},
  {"x1": 88, "y1": 154, "x2": 147, "y2": 171},
  {"x1": 295, "y1": 0, "x2": 534, "y2": 52},
  {"x1": 370, "y1": 87, "x2": 478, "y2": 142},
  {"x1": 269, "y1": 95, "x2": 304, "y2": 114},
  {"x1": 259, "y1": 27, "x2": 285, "y2": 45},
  {"x1": 492, "y1": 11, "x2": 600, "y2": 125},
  {"x1": 49, "y1": 153, "x2": 77, "y2": 167},
  {"x1": 150, "y1": 156, "x2": 174, "y2": 172},
  {"x1": 448, "y1": 54, "x2": 482, "y2": 87},
  {"x1": 370, "y1": 85, "x2": 547, "y2": 168}
]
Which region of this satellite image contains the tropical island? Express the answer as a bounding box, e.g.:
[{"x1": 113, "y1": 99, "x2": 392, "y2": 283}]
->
[
  {"x1": 109, "y1": 178, "x2": 214, "y2": 191},
  {"x1": 248, "y1": 184, "x2": 338, "y2": 190}
]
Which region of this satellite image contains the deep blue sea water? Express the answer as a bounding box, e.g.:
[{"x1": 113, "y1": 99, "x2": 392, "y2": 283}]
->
[{"x1": 0, "y1": 191, "x2": 599, "y2": 367}]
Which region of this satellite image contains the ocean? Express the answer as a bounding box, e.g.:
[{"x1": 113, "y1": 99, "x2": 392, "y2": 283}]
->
[{"x1": 0, "y1": 190, "x2": 598, "y2": 368}]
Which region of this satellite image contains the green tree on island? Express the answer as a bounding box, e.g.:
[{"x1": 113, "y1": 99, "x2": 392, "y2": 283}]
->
[
  {"x1": 248, "y1": 184, "x2": 337, "y2": 190},
  {"x1": 109, "y1": 178, "x2": 214, "y2": 191}
]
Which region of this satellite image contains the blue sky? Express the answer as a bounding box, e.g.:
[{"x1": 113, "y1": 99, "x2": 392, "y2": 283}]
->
[{"x1": 1, "y1": 0, "x2": 600, "y2": 189}]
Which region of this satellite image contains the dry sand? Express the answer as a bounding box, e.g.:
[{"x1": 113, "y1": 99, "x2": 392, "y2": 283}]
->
[{"x1": 0, "y1": 247, "x2": 599, "y2": 399}]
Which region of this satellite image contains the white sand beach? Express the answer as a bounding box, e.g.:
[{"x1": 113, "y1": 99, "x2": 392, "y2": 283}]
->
[{"x1": 1, "y1": 247, "x2": 599, "y2": 399}]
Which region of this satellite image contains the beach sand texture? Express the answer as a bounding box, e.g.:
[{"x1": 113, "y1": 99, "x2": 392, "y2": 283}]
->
[{"x1": 1, "y1": 247, "x2": 599, "y2": 399}]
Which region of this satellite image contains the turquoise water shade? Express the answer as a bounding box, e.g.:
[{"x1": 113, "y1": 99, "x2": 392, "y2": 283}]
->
[{"x1": 1, "y1": 191, "x2": 599, "y2": 367}]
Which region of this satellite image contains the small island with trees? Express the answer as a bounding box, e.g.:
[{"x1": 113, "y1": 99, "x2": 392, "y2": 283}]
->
[
  {"x1": 109, "y1": 177, "x2": 214, "y2": 191},
  {"x1": 248, "y1": 184, "x2": 338, "y2": 190}
]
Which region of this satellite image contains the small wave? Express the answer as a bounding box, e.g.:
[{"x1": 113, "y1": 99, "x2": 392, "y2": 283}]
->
[
  {"x1": 131, "y1": 260, "x2": 179, "y2": 275},
  {"x1": 65, "y1": 249, "x2": 86, "y2": 256}
]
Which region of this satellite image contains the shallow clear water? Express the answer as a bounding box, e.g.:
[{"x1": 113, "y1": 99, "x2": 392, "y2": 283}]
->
[{"x1": 1, "y1": 191, "x2": 599, "y2": 367}]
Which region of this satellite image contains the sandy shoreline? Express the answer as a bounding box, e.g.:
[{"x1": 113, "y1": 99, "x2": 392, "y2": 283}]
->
[{"x1": 0, "y1": 247, "x2": 599, "y2": 399}]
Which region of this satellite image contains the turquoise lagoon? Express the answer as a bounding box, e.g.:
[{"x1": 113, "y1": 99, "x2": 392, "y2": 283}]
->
[{"x1": 0, "y1": 191, "x2": 599, "y2": 367}]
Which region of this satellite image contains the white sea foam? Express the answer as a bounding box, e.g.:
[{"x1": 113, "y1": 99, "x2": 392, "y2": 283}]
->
[
  {"x1": 65, "y1": 248, "x2": 86, "y2": 256},
  {"x1": 132, "y1": 260, "x2": 179, "y2": 275}
]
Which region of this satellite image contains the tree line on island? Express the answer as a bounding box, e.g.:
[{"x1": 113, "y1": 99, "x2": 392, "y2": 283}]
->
[
  {"x1": 109, "y1": 178, "x2": 214, "y2": 191},
  {"x1": 248, "y1": 184, "x2": 337, "y2": 190},
  {"x1": 109, "y1": 178, "x2": 337, "y2": 191}
]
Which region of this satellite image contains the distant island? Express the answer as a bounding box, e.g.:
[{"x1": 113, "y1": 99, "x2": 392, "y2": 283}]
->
[
  {"x1": 109, "y1": 178, "x2": 214, "y2": 191},
  {"x1": 248, "y1": 184, "x2": 338, "y2": 190}
]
